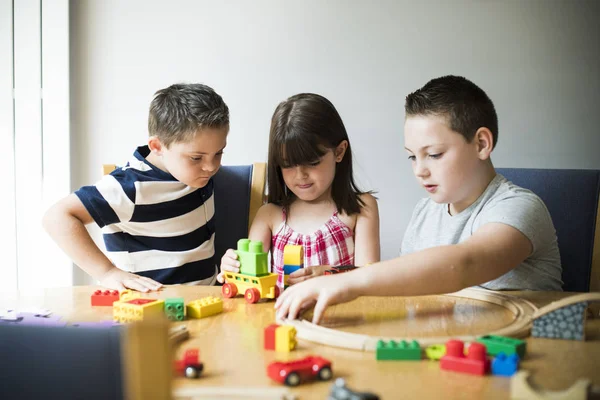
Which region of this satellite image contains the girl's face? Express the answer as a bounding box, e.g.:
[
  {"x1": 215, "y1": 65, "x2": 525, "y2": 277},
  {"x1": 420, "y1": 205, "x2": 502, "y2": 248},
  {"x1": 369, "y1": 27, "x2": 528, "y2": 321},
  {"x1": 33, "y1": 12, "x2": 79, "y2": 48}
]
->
[{"x1": 280, "y1": 141, "x2": 347, "y2": 203}]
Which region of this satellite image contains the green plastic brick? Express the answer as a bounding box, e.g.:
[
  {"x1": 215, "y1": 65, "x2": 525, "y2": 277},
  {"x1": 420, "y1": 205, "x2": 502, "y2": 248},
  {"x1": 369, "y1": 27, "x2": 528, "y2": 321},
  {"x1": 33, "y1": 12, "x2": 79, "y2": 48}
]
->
[
  {"x1": 376, "y1": 340, "x2": 421, "y2": 361},
  {"x1": 164, "y1": 297, "x2": 185, "y2": 321},
  {"x1": 476, "y1": 335, "x2": 526, "y2": 358},
  {"x1": 236, "y1": 239, "x2": 269, "y2": 277}
]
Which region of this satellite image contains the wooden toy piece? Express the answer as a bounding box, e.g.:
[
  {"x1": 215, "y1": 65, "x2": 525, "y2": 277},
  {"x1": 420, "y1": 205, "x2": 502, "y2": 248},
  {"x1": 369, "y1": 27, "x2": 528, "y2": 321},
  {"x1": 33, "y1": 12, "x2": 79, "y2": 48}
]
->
[
  {"x1": 164, "y1": 298, "x2": 185, "y2": 321},
  {"x1": 510, "y1": 370, "x2": 595, "y2": 400},
  {"x1": 173, "y1": 348, "x2": 204, "y2": 379},
  {"x1": 91, "y1": 289, "x2": 120, "y2": 306},
  {"x1": 531, "y1": 292, "x2": 600, "y2": 341},
  {"x1": 169, "y1": 325, "x2": 190, "y2": 345},
  {"x1": 532, "y1": 301, "x2": 588, "y2": 341},
  {"x1": 186, "y1": 296, "x2": 223, "y2": 319},
  {"x1": 376, "y1": 340, "x2": 421, "y2": 361},
  {"x1": 328, "y1": 378, "x2": 380, "y2": 400},
  {"x1": 440, "y1": 340, "x2": 489, "y2": 375},
  {"x1": 476, "y1": 335, "x2": 527, "y2": 358},
  {"x1": 425, "y1": 344, "x2": 446, "y2": 361},
  {"x1": 236, "y1": 239, "x2": 269, "y2": 277},
  {"x1": 113, "y1": 298, "x2": 165, "y2": 323},
  {"x1": 492, "y1": 352, "x2": 520, "y2": 377},
  {"x1": 267, "y1": 355, "x2": 332, "y2": 387}
]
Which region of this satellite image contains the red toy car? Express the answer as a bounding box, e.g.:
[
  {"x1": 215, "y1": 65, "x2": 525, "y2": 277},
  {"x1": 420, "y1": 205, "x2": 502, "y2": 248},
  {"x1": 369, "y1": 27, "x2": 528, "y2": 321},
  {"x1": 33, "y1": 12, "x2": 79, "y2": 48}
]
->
[
  {"x1": 267, "y1": 355, "x2": 332, "y2": 386},
  {"x1": 324, "y1": 265, "x2": 358, "y2": 275},
  {"x1": 173, "y1": 349, "x2": 204, "y2": 379}
]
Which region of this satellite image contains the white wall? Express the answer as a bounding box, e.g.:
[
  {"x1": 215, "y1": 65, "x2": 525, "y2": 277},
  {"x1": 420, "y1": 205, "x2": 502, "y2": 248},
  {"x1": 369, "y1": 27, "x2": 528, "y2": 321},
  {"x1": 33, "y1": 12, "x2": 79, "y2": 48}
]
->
[{"x1": 70, "y1": 0, "x2": 600, "y2": 284}]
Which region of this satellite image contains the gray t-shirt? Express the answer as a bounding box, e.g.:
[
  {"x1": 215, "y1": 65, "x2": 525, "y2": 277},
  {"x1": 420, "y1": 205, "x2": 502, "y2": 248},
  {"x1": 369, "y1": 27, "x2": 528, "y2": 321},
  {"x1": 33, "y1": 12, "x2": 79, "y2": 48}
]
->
[{"x1": 400, "y1": 174, "x2": 563, "y2": 291}]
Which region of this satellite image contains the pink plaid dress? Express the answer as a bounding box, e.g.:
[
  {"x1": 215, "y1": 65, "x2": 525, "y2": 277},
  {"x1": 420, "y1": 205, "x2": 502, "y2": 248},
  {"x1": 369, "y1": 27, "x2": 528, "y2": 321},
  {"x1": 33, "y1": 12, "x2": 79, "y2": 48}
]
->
[{"x1": 271, "y1": 208, "x2": 354, "y2": 287}]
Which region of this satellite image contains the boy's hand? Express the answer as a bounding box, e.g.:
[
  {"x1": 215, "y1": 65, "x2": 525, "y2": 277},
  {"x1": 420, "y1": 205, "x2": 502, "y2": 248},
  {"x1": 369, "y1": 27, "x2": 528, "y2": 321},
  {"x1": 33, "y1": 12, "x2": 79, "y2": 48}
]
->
[
  {"x1": 275, "y1": 274, "x2": 360, "y2": 324},
  {"x1": 98, "y1": 267, "x2": 162, "y2": 293},
  {"x1": 216, "y1": 249, "x2": 240, "y2": 283},
  {"x1": 286, "y1": 265, "x2": 331, "y2": 286}
]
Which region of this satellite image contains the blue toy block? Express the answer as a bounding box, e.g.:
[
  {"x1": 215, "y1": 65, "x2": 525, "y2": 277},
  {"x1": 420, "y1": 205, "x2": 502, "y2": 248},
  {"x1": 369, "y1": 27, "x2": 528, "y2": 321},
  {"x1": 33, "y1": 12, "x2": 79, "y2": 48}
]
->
[
  {"x1": 491, "y1": 352, "x2": 519, "y2": 377},
  {"x1": 283, "y1": 265, "x2": 302, "y2": 275}
]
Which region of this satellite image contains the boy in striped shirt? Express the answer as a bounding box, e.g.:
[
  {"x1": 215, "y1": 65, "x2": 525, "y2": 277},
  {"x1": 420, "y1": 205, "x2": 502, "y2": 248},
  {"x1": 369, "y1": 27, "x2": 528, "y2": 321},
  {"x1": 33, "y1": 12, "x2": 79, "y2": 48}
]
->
[{"x1": 43, "y1": 83, "x2": 229, "y2": 291}]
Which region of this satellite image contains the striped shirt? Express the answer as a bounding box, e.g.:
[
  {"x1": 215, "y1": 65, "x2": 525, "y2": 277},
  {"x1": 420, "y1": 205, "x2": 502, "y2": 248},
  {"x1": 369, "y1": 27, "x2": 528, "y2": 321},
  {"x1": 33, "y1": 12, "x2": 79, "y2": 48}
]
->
[
  {"x1": 271, "y1": 208, "x2": 354, "y2": 287},
  {"x1": 75, "y1": 146, "x2": 217, "y2": 284}
]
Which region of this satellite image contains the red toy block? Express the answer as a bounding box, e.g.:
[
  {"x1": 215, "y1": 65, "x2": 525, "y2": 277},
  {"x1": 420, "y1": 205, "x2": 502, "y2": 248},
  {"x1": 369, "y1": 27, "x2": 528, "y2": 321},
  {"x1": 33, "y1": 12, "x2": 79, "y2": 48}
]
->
[
  {"x1": 264, "y1": 324, "x2": 278, "y2": 350},
  {"x1": 440, "y1": 340, "x2": 489, "y2": 375},
  {"x1": 91, "y1": 289, "x2": 120, "y2": 306}
]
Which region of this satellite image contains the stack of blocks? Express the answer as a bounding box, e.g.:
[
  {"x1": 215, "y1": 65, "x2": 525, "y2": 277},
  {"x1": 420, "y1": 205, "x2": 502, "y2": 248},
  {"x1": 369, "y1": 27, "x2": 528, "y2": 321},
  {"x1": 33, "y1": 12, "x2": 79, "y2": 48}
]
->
[
  {"x1": 113, "y1": 298, "x2": 165, "y2": 323},
  {"x1": 283, "y1": 245, "x2": 303, "y2": 288},
  {"x1": 236, "y1": 239, "x2": 269, "y2": 277},
  {"x1": 376, "y1": 340, "x2": 421, "y2": 360},
  {"x1": 187, "y1": 296, "x2": 224, "y2": 319},
  {"x1": 264, "y1": 324, "x2": 297, "y2": 352},
  {"x1": 165, "y1": 298, "x2": 186, "y2": 321}
]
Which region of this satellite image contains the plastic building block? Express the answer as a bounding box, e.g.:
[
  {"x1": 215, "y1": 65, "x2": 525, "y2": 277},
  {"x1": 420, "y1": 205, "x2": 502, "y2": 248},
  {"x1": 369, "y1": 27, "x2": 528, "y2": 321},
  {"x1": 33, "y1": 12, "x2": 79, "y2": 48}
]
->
[
  {"x1": 283, "y1": 245, "x2": 303, "y2": 266},
  {"x1": 476, "y1": 335, "x2": 526, "y2": 358},
  {"x1": 264, "y1": 324, "x2": 297, "y2": 352},
  {"x1": 440, "y1": 340, "x2": 489, "y2": 375},
  {"x1": 113, "y1": 298, "x2": 165, "y2": 323},
  {"x1": 491, "y1": 352, "x2": 519, "y2": 377},
  {"x1": 283, "y1": 265, "x2": 302, "y2": 288},
  {"x1": 186, "y1": 296, "x2": 223, "y2": 319},
  {"x1": 324, "y1": 265, "x2": 358, "y2": 275},
  {"x1": 376, "y1": 340, "x2": 421, "y2": 361},
  {"x1": 425, "y1": 344, "x2": 446, "y2": 360},
  {"x1": 532, "y1": 301, "x2": 588, "y2": 340},
  {"x1": 222, "y1": 270, "x2": 280, "y2": 304},
  {"x1": 235, "y1": 239, "x2": 269, "y2": 276},
  {"x1": 264, "y1": 324, "x2": 278, "y2": 350},
  {"x1": 163, "y1": 298, "x2": 185, "y2": 321},
  {"x1": 173, "y1": 348, "x2": 204, "y2": 379},
  {"x1": 91, "y1": 289, "x2": 120, "y2": 306},
  {"x1": 328, "y1": 378, "x2": 380, "y2": 400},
  {"x1": 267, "y1": 356, "x2": 332, "y2": 386},
  {"x1": 119, "y1": 290, "x2": 138, "y2": 302}
]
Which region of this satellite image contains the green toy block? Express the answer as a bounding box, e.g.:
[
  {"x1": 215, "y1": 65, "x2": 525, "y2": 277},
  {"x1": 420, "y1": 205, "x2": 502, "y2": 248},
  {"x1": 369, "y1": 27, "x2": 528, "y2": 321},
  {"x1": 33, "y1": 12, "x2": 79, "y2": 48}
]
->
[
  {"x1": 476, "y1": 335, "x2": 526, "y2": 358},
  {"x1": 164, "y1": 297, "x2": 185, "y2": 321},
  {"x1": 235, "y1": 239, "x2": 269, "y2": 277},
  {"x1": 376, "y1": 340, "x2": 421, "y2": 361}
]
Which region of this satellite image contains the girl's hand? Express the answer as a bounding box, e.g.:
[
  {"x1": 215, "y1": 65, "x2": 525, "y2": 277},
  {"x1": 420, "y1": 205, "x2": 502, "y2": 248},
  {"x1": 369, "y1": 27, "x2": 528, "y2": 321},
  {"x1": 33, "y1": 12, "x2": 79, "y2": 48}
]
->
[
  {"x1": 217, "y1": 249, "x2": 240, "y2": 283},
  {"x1": 286, "y1": 265, "x2": 331, "y2": 286},
  {"x1": 275, "y1": 274, "x2": 360, "y2": 324},
  {"x1": 98, "y1": 267, "x2": 162, "y2": 292}
]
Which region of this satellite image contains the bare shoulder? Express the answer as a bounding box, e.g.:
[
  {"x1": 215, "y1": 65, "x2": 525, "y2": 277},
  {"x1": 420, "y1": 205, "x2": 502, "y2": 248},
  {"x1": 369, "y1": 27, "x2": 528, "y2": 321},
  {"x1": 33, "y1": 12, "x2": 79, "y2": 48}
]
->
[
  {"x1": 255, "y1": 203, "x2": 284, "y2": 227},
  {"x1": 358, "y1": 193, "x2": 379, "y2": 215}
]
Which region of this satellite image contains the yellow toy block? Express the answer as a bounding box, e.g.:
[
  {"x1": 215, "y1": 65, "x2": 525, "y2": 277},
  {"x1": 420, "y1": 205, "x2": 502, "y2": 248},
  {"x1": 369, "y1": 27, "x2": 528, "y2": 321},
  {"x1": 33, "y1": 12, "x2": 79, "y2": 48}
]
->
[
  {"x1": 119, "y1": 289, "x2": 138, "y2": 302},
  {"x1": 275, "y1": 325, "x2": 297, "y2": 352},
  {"x1": 113, "y1": 298, "x2": 165, "y2": 323},
  {"x1": 283, "y1": 245, "x2": 303, "y2": 266},
  {"x1": 186, "y1": 296, "x2": 224, "y2": 319}
]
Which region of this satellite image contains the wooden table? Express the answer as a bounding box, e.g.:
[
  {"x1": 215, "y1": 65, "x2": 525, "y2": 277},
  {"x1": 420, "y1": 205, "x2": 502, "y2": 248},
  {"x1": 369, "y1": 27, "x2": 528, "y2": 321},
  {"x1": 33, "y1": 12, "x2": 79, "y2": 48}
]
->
[{"x1": 1, "y1": 286, "x2": 599, "y2": 399}]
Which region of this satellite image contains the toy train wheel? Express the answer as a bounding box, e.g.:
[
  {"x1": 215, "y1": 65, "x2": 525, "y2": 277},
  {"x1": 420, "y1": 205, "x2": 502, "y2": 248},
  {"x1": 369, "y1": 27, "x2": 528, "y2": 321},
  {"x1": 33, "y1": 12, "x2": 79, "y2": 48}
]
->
[
  {"x1": 318, "y1": 366, "x2": 332, "y2": 381},
  {"x1": 274, "y1": 285, "x2": 281, "y2": 299},
  {"x1": 222, "y1": 283, "x2": 237, "y2": 298},
  {"x1": 285, "y1": 372, "x2": 301, "y2": 387},
  {"x1": 245, "y1": 288, "x2": 260, "y2": 304}
]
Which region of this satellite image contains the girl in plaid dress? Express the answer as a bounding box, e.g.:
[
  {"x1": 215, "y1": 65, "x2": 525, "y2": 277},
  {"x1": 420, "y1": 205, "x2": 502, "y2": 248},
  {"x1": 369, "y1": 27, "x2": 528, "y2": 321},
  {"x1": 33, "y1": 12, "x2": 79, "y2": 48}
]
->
[{"x1": 218, "y1": 93, "x2": 380, "y2": 287}]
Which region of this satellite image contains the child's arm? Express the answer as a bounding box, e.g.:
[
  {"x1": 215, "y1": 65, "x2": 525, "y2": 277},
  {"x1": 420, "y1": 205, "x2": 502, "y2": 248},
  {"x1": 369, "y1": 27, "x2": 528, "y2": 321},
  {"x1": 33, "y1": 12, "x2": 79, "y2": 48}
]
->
[
  {"x1": 353, "y1": 193, "x2": 380, "y2": 266},
  {"x1": 42, "y1": 194, "x2": 162, "y2": 292},
  {"x1": 275, "y1": 222, "x2": 531, "y2": 323},
  {"x1": 217, "y1": 203, "x2": 277, "y2": 283}
]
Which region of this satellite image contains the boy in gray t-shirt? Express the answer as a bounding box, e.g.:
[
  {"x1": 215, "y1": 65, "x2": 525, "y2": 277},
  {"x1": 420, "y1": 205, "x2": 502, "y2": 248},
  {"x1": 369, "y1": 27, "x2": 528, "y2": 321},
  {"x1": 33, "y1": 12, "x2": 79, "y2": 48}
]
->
[{"x1": 275, "y1": 75, "x2": 563, "y2": 324}]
